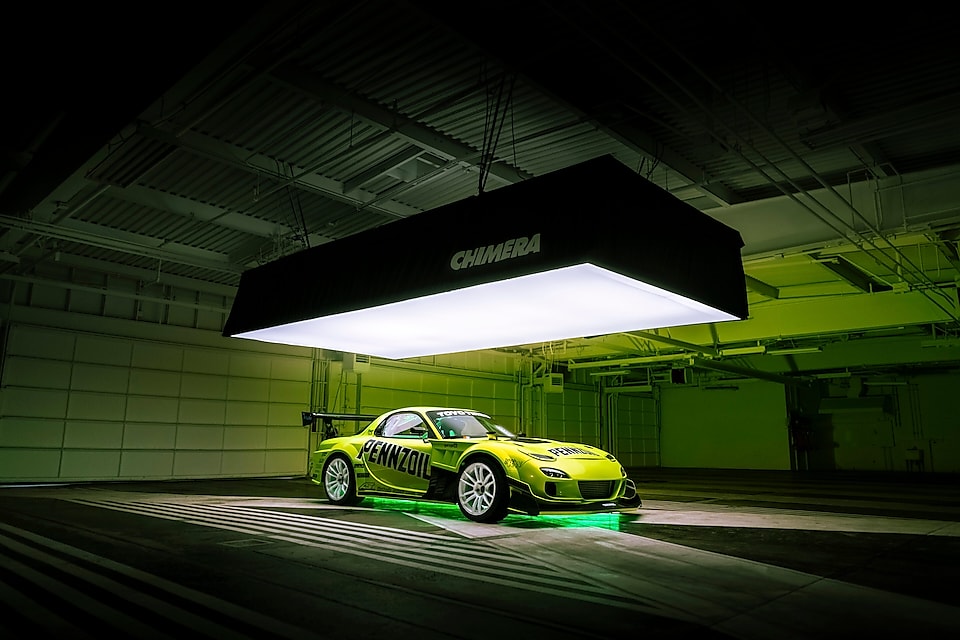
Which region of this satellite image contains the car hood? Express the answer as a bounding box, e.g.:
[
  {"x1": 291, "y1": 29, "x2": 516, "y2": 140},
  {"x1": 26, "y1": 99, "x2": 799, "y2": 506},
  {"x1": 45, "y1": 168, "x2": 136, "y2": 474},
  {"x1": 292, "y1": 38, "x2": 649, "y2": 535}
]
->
[{"x1": 506, "y1": 437, "x2": 612, "y2": 461}]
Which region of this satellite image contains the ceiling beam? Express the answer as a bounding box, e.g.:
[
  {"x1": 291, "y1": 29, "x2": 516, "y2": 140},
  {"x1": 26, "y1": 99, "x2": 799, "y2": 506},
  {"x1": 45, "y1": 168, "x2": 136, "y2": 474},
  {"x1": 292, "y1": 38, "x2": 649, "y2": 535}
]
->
[
  {"x1": 814, "y1": 253, "x2": 893, "y2": 293},
  {"x1": 0, "y1": 273, "x2": 231, "y2": 315},
  {"x1": 745, "y1": 274, "x2": 781, "y2": 299},
  {"x1": 627, "y1": 330, "x2": 720, "y2": 356},
  {"x1": 801, "y1": 90, "x2": 960, "y2": 150},
  {"x1": 933, "y1": 229, "x2": 960, "y2": 272},
  {"x1": 139, "y1": 124, "x2": 420, "y2": 221},
  {"x1": 107, "y1": 183, "x2": 335, "y2": 246},
  {"x1": 589, "y1": 108, "x2": 743, "y2": 207},
  {"x1": 32, "y1": 250, "x2": 238, "y2": 297},
  {"x1": 0, "y1": 214, "x2": 242, "y2": 276},
  {"x1": 343, "y1": 146, "x2": 425, "y2": 194},
  {"x1": 265, "y1": 64, "x2": 533, "y2": 186}
]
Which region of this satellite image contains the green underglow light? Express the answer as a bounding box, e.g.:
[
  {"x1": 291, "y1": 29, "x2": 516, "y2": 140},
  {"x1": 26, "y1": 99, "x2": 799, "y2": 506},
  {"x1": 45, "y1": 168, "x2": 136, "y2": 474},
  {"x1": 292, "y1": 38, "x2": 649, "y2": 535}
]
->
[{"x1": 363, "y1": 497, "x2": 628, "y2": 530}]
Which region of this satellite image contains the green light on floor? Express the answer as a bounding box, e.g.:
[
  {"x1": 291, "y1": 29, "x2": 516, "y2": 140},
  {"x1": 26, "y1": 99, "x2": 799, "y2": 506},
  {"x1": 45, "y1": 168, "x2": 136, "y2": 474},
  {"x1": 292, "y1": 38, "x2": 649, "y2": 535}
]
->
[
  {"x1": 530, "y1": 513, "x2": 625, "y2": 531},
  {"x1": 363, "y1": 497, "x2": 627, "y2": 530}
]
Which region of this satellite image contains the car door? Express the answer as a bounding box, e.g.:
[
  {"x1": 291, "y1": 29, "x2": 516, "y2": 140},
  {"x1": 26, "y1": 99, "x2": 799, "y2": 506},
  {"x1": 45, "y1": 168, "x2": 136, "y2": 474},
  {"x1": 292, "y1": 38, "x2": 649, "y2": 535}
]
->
[{"x1": 359, "y1": 411, "x2": 432, "y2": 493}]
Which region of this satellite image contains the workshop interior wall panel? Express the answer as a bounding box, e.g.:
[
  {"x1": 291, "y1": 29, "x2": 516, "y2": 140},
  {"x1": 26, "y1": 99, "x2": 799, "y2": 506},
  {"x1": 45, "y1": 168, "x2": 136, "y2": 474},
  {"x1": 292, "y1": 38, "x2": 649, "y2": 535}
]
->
[
  {"x1": 659, "y1": 381, "x2": 790, "y2": 470},
  {"x1": 337, "y1": 359, "x2": 521, "y2": 431},
  {"x1": 816, "y1": 373, "x2": 960, "y2": 473},
  {"x1": 542, "y1": 388, "x2": 601, "y2": 448},
  {"x1": 611, "y1": 393, "x2": 660, "y2": 468},
  {"x1": 829, "y1": 410, "x2": 897, "y2": 472},
  {"x1": 0, "y1": 323, "x2": 313, "y2": 482},
  {"x1": 914, "y1": 373, "x2": 960, "y2": 472}
]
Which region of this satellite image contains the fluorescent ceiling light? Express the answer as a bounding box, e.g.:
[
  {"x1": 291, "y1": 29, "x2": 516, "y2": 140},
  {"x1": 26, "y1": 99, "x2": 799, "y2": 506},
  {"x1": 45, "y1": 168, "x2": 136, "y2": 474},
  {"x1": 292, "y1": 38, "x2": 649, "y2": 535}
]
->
[
  {"x1": 720, "y1": 345, "x2": 766, "y2": 356},
  {"x1": 234, "y1": 264, "x2": 739, "y2": 359},
  {"x1": 223, "y1": 155, "x2": 749, "y2": 359},
  {"x1": 766, "y1": 346, "x2": 823, "y2": 355}
]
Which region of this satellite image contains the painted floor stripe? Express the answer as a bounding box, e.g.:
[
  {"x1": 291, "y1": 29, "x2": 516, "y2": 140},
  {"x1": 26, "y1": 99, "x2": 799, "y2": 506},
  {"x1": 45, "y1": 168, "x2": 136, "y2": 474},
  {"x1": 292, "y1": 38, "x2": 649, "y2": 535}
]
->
[
  {"x1": 0, "y1": 523, "x2": 325, "y2": 639},
  {"x1": 58, "y1": 492, "x2": 960, "y2": 637},
  {"x1": 69, "y1": 498, "x2": 549, "y2": 572},
  {"x1": 0, "y1": 577, "x2": 91, "y2": 634},
  {"x1": 66, "y1": 497, "x2": 668, "y2": 614}
]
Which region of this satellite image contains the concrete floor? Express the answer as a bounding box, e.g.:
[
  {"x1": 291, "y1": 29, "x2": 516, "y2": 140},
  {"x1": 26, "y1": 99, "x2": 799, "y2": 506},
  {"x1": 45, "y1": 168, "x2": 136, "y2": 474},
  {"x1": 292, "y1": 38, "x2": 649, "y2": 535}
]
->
[{"x1": 1, "y1": 469, "x2": 958, "y2": 639}]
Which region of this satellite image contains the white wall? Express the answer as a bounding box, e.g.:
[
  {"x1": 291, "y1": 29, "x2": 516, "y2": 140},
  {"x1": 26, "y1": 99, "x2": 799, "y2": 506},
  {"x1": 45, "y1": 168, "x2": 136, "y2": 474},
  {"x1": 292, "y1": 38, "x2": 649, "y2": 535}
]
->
[
  {"x1": 542, "y1": 385, "x2": 601, "y2": 448},
  {"x1": 660, "y1": 380, "x2": 790, "y2": 470},
  {"x1": 610, "y1": 392, "x2": 659, "y2": 467},
  {"x1": 0, "y1": 323, "x2": 314, "y2": 482},
  {"x1": 336, "y1": 356, "x2": 520, "y2": 428}
]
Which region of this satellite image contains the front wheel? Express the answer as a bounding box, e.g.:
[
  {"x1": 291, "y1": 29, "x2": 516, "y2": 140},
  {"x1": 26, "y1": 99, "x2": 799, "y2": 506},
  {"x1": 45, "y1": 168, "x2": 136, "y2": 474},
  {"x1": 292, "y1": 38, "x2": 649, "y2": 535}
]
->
[
  {"x1": 321, "y1": 454, "x2": 363, "y2": 506},
  {"x1": 618, "y1": 478, "x2": 642, "y2": 509},
  {"x1": 456, "y1": 458, "x2": 509, "y2": 523}
]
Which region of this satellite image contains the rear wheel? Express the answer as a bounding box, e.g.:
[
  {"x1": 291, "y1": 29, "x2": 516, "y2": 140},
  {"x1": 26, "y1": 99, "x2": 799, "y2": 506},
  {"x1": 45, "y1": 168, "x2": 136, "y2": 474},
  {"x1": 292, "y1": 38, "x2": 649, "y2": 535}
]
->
[
  {"x1": 322, "y1": 454, "x2": 363, "y2": 506},
  {"x1": 456, "y1": 458, "x2": 509, "y2": 523}
]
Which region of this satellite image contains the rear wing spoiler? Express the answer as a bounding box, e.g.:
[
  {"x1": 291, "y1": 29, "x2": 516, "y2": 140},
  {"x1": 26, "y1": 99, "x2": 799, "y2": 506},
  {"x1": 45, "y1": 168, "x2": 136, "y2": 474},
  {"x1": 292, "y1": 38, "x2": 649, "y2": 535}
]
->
[{"x1": 302, "y1": 411, "x2": 378, "y2": 439}]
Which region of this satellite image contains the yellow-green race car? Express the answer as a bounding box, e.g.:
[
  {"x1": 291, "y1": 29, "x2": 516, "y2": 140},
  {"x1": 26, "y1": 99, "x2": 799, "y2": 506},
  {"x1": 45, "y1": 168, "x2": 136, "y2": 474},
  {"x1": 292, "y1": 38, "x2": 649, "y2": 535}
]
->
[{"x1": 303, "y1": 406, "x2": 641, "y2": 523}]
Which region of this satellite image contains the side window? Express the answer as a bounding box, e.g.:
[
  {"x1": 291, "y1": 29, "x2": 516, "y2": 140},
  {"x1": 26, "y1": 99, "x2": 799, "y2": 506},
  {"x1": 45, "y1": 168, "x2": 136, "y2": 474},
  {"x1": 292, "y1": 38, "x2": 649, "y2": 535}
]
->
[
  {"x1": 460, "y1": 418, "x2": 487, "y2": 437},
  {"x1": 435, "y1": 415, "x2": 485, "y2": 438},
  {"x1": 379, "y1": 412, "x2": 426, "y2": 437},
  {"x1": 435, "y1": 416, "x2": 464, "y2": 438}
]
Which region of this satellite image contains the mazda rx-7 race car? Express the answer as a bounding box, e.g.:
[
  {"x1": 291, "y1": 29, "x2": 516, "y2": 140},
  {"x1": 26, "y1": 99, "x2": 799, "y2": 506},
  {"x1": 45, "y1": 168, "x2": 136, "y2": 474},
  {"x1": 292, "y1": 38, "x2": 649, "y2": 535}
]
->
[{"x1": 304, "y1": 406, "x2": 641, "y2": 523}]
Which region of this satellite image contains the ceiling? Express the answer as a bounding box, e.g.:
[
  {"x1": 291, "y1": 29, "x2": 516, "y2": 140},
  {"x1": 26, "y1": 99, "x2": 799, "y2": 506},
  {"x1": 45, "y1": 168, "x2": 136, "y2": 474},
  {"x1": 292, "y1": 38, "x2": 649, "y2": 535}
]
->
[{"x1": 3, "y1": 1, "x2": 960, "y2": 379}]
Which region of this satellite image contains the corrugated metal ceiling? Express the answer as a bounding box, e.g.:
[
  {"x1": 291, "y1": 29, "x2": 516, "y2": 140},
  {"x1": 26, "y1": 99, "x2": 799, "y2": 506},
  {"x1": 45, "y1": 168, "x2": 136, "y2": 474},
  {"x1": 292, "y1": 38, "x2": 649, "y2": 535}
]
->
[{"x1": 2, "y1": 0, "x2": 959, "y2": 371}]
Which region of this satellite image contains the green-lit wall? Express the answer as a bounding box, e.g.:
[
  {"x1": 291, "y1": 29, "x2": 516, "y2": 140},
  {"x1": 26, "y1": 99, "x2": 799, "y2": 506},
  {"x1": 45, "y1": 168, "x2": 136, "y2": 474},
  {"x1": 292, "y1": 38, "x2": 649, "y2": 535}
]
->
[
  {"x1": 915, "y1": 374, "x2": 960, "y2": 472},
  {"x1": 813, "y1": 373, "x2": 960, "y2": 473},
  {"x1": 659, "y1": 380, "x2": 791, "y2": 470}
]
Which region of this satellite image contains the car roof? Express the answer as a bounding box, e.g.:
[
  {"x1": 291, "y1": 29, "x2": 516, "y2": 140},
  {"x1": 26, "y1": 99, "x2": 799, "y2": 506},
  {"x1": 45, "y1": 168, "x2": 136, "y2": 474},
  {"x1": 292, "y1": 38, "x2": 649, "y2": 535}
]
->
[{"x1": 390, "y1": 407, "x2": 481, "y2": 413}]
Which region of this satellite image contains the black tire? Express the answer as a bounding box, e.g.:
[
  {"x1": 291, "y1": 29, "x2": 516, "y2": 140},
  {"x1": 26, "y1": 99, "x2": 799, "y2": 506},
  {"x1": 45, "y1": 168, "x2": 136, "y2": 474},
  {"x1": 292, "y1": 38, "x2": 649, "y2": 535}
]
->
[
  {"x1": 456, "y1": 458, "x2": 509, "y2": 523},
  {"x1": 321, "y1": 454, "x2": 363, "y2": 506},
  {"x1": 619, "y1": 478, "x2": 642, "y2": 509}
]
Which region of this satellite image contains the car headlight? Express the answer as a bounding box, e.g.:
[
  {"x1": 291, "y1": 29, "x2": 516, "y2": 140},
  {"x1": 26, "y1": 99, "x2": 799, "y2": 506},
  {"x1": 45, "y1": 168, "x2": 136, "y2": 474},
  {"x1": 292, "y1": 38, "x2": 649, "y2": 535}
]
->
[
  {"x1": 540, "y1": 467, "x2": 570, "y2": 479},
  {"x1": 524, "y1": 452, "x2": 556, "y2": 461}
]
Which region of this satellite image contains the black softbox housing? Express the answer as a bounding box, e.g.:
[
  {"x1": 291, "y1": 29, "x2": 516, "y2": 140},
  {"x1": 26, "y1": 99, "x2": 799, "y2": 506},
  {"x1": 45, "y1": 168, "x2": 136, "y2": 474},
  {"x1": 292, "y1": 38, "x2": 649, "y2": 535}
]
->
[{"x1": 223, "y1": 155, "x2": 747, "y2": 343}]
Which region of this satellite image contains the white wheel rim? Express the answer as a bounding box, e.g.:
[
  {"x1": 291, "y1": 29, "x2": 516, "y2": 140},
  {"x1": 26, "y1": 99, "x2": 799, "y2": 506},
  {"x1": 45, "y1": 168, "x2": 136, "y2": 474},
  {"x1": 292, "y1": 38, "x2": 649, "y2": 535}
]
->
[
  {"x1": 458, "y1": 462, "x2": 497, "y2": 516},
  {"x1": 324, "y1": 457, "x2": 351, "y2": 500}
]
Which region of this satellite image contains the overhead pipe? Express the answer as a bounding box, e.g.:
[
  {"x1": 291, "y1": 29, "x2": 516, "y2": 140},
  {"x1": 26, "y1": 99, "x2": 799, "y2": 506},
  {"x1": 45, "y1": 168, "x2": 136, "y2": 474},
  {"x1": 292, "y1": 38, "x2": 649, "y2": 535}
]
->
[{"x1": 689, "y1": 356, "x2": 813, "y2": 386}]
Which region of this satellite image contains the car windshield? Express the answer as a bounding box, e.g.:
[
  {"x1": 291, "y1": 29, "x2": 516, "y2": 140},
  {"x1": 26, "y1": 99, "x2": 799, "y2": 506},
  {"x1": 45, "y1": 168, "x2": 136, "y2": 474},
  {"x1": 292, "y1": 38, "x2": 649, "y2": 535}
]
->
[{"x1": 428, "y1": 410, "x2": 517, "y2": 439}]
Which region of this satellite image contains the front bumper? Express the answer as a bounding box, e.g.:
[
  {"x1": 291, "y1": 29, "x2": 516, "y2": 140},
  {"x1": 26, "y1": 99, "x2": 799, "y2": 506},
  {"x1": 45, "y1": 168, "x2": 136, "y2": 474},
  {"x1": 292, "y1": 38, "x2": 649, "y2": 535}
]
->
[{"x1": 507, "y1": 478, "x2": 641, "y2": 516}]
